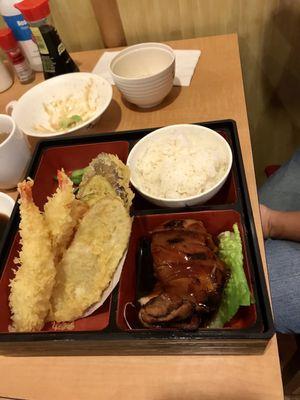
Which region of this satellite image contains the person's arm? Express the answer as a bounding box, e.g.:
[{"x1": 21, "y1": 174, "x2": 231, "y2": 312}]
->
[{"x1": 260, "y1": 204, "x2": 300, "y2": 241}]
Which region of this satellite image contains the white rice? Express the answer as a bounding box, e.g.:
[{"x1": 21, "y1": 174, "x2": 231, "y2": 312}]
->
[{"x1": 132, "y1": 130, "x2": 229, "y2": 199}]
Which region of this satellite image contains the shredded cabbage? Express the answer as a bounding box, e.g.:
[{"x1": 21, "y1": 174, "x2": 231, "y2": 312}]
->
[{"x1": 34, "y1": 80, "x2": 98, "y2": 133}]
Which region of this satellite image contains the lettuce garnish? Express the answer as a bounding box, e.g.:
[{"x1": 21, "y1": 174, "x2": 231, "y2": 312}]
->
[{"x1": 209, "y1": 223, "x2": 251, "y2": 328}]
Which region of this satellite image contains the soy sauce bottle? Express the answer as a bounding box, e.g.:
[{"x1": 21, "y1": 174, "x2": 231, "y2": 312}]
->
[{"x1": 15, "y1": 0, "x2": 79, "y2": 79}]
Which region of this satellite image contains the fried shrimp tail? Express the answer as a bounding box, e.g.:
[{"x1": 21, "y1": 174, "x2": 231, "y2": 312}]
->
[
  {"x1": 44, "y1": 169, "x2": 87, "y2": 263},
  {"x1": 9, "y1": 180, "x2": 56, "y2": 332},
  {"x1": 18, "y1": 179, "x2": 33, "y2": 203}
]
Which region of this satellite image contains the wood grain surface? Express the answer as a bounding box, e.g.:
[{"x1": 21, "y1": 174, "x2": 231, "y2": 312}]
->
[{"x1": 0, "y1": 34, "x2": 284, "y2": 400}]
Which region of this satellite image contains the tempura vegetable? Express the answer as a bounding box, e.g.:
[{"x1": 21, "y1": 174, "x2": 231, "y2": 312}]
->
[
  {"x1": 77, "y1": 153, "x2": 134, "y2": 211},
  {"x1": 9, "y1": 180, "x2": 56, "y2": 332},
  {"x1": 48, "y1": 196, "x2": 131, "y2": 322}
]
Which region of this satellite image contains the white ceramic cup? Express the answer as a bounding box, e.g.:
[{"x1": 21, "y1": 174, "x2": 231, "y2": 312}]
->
[
  {"x1": 0, "y1": 114, "x2": 31, "y2": 189},
  {"x1": 0, "y1": 192, "x2": 15, "y2": 218},
  {"x1": 110, "y1": 43, "x2": 175, "y2": 108}
]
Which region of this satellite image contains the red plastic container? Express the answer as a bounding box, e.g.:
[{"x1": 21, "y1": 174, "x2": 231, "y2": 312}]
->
[
  {"x1": 0, "y1": 140, "x2": 129, "y2": 333},
  {"x1": 117, "y1": 209, "x2": 257, "y2": 331},
  {"x1": 32, "y1": 141, "x2": 129, "y2": 207}
]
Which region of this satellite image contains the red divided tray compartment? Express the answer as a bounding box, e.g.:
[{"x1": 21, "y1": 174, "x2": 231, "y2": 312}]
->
[
  {"x1": 117, "y1": 209, "x2": 257, "y2": 331},
  {"x1": 0, "y1": 232, "x2": 111, "y2": 333},
  {"x1": 0, "y1": 141, "x2": 129, "y2": 333},
  {"x1": 32, "y1": 141, "x2": 129, "y2": 208}
]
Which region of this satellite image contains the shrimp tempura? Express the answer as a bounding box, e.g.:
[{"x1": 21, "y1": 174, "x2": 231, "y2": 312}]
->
[
  {"x1": 44, "y1": 169, "x2": 87, "y2": 263},
  {"x1": 9, "y1": 180, "x2": 56, "y2": 332}
]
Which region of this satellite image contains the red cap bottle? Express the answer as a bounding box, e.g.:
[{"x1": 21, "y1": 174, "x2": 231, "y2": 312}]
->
[
  {"x1": 14, "y1": 0, "x2": 50, "y2": 22},
  {"x1": 0, "y1": 27, "x2": 18, "y2": 51},
  {"x1": 0, "y1": 27, "x2": 34, "y2": 84},
  {"x1": 15, "y1": 0, "x2": 79, "y2": 79}
]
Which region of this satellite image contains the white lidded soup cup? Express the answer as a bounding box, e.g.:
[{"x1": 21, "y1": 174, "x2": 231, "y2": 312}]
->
[{"x1": 110, "y1": 43, "x2": 175, "y2": 108}]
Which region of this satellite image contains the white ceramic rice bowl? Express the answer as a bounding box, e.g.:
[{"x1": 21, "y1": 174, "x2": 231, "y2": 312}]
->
[{"x1": 127, "y1": 124, "x2": 233, "y2": 208}]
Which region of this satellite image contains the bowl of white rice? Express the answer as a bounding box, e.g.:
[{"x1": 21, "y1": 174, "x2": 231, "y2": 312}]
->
[{"x1": 127, "y1": 124, "x2": 233, "y2": 208}]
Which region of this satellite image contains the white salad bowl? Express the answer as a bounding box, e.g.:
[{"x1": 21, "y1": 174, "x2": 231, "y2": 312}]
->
[
  {"x1": 110, "y1": 42, "x2": 175, "y2": 108},
  {"x1": 6, "y1": 72, "x2": 113, "y2": 138},
  {"x1": 127, "y1": 124, "x2": 233, "y2": 208}
]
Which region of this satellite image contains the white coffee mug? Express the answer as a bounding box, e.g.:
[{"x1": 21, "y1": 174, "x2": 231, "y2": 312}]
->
[
  {"x1": 0, "y1": 192, "x2": 15, "y2": 217},
  {"x1": 0, "y1": 114, "x2": 31, "y2": 189}
]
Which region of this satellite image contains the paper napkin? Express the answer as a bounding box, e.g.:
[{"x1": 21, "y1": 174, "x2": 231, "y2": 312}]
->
[{"x1": 92, "y1": 49, "x2": 201, "y2": 87}]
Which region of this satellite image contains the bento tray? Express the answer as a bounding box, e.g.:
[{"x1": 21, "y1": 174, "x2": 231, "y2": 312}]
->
[{"x1": 0, "y1": 120, "x2": 274, "y2": 356}]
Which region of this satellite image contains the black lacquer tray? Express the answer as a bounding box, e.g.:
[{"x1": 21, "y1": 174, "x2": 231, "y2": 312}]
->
[{"x1": 0, "y1": 120, "x2": 274, "y2": 355}]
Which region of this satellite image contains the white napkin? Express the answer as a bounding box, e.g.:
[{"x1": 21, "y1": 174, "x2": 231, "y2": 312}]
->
[{"x1": 92, "y1": 49, "x2": 201, "y2": 87}]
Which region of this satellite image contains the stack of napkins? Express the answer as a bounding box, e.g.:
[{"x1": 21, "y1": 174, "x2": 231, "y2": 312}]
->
[{"x1": 92, "y1": 49, "x2": 201, "y2": 87}]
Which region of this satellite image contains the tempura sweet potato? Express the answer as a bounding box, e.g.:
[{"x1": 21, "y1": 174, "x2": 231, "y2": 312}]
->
[{"x1": 48, "y1": 196, "x2": 131, "y2": 322}]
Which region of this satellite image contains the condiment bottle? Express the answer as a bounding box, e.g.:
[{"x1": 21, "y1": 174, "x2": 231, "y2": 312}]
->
[
  {"x1": 0, "y1": 0, "x2": 42, "y2": 71},
  {"x1": 15, "y1": 0, "x2": 79, "y2": 80},
  {"x1": 0, "y1": 59, "x2": 13, "y2": 92},
  {"x1": 0, "y1": 27, "x2": 34, "y2": 84}
]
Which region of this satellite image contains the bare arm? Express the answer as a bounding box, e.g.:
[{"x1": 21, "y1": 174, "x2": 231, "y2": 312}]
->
[{"x1": 260, "y1": 204, "x2": 300, "y2": 241}]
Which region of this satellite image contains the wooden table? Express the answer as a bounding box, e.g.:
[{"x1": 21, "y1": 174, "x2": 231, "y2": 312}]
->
[{"x1": 0, "y1": 34, "x2": 284, "y2": 400}]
